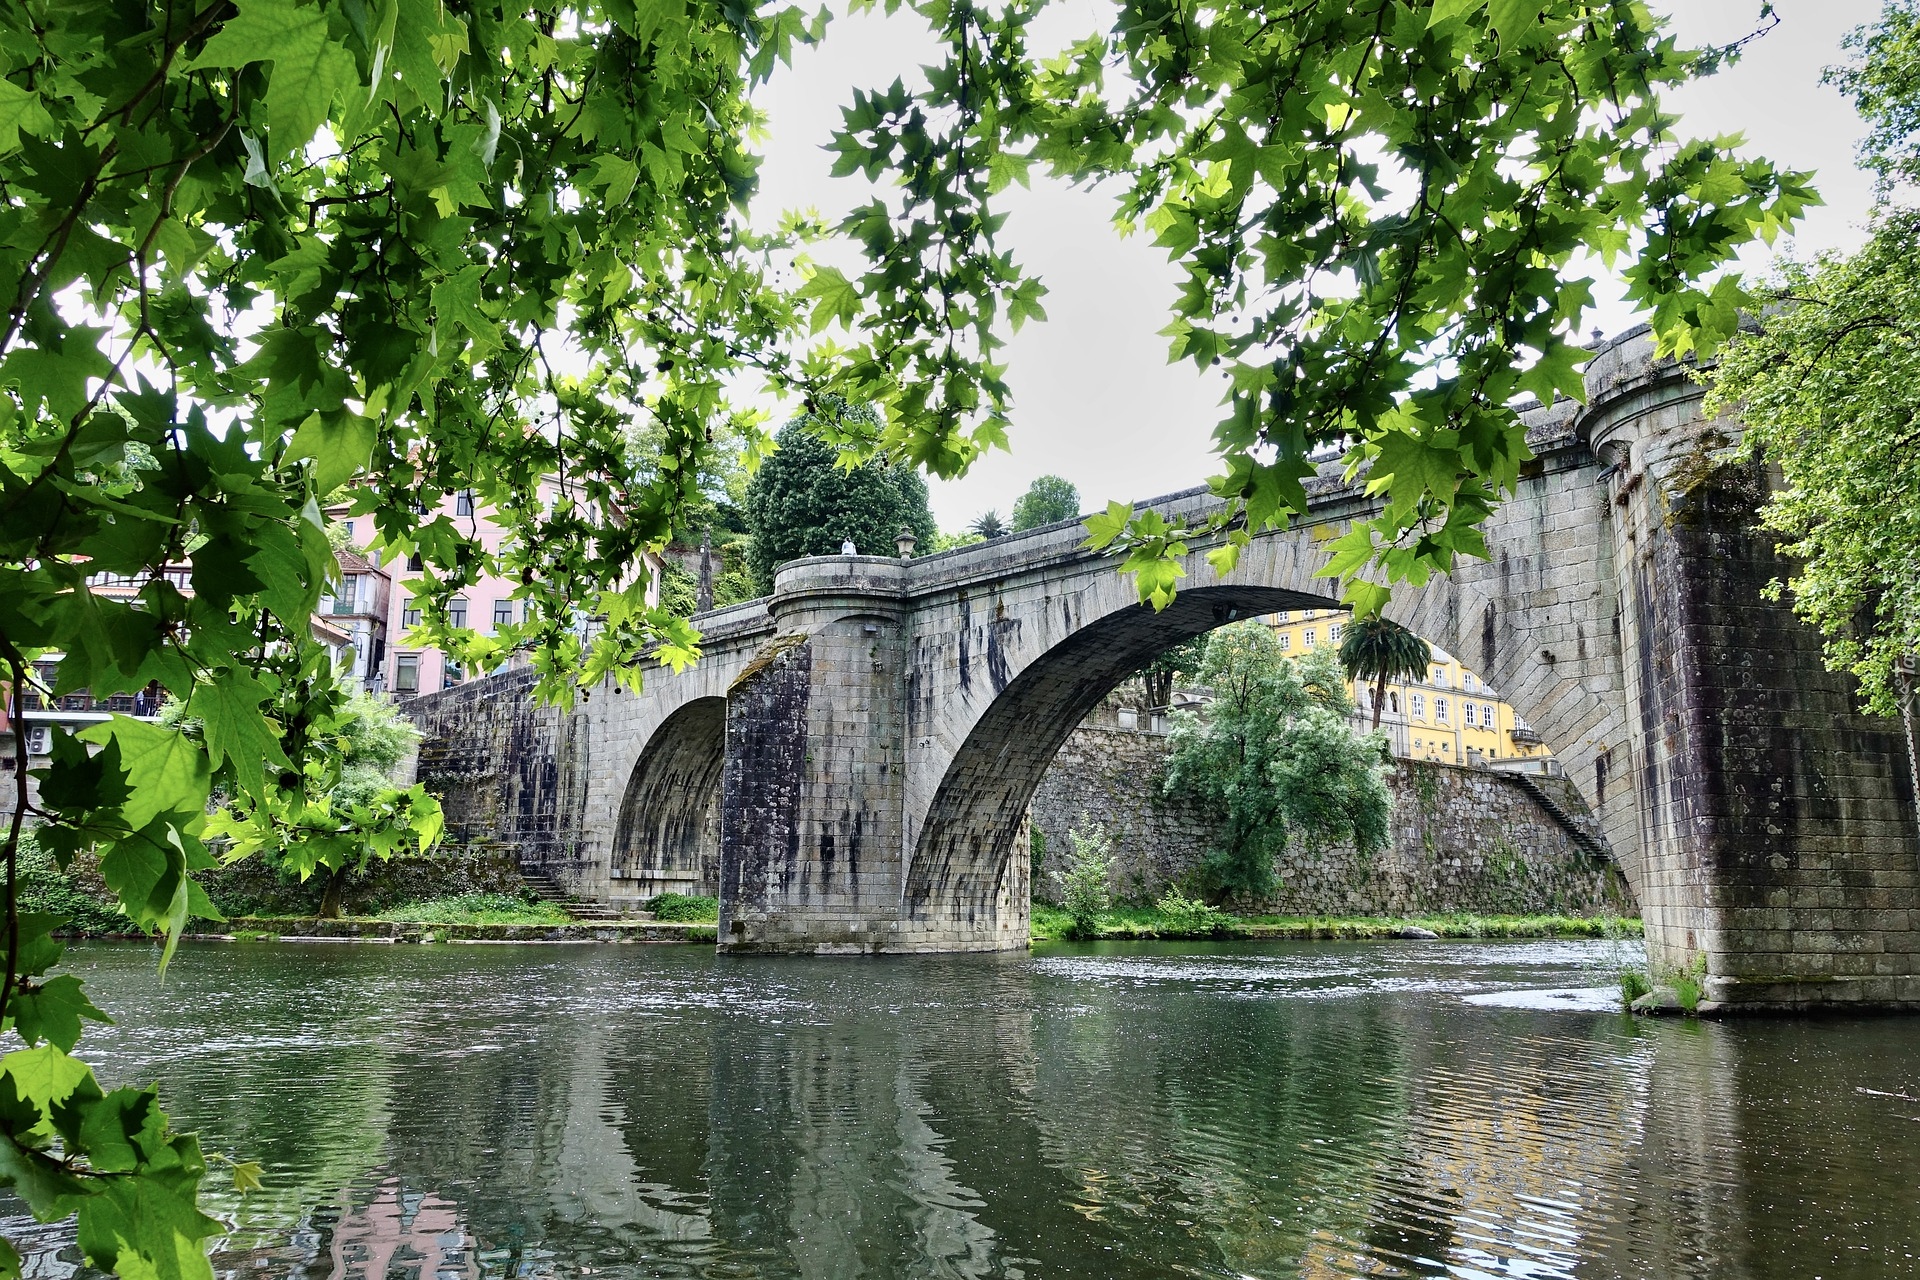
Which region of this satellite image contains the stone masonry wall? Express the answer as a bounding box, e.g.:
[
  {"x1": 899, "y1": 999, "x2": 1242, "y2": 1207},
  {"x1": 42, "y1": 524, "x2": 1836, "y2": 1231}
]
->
[{"x1": 1030, "y1": 724, "x2": 1629, "y2": 917}]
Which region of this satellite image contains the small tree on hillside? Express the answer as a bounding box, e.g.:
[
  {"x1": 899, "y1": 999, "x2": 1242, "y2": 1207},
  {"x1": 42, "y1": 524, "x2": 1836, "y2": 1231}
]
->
[
  {"x1": 1164, "y1": 623, "x2": 1390, "y2": 902},
  {"x1": 1011, "y1": 475, "x2": 1080, "y2": 531},
  {"x1": 1338, "y1": 616, "x2": 1433, "y2": 729}
]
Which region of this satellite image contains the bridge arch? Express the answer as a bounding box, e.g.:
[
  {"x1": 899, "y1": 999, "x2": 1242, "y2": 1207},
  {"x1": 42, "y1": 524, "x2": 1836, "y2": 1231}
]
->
[
  {"x1": 612, "y1": 696, "x2": 726, "y2": 899},
  {"x1": 899, "y1": 573, "x2": 1611, "y2": 942}
]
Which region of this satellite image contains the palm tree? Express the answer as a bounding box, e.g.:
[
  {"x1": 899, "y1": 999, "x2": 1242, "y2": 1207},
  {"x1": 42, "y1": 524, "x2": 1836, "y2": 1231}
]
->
[
  {"x1": 970, "y1": 508, "x2": 1007, "y2": 539},
  {"x1": 1338, "y1": 615, "x2": 1432, "y2": 729}
]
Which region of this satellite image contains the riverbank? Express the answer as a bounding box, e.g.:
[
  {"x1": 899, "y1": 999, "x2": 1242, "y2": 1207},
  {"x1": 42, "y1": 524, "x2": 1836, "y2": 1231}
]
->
[
  {"x1": 1030, "y1": 904, "x2": 1643, "y2": 943},
  {"x1": 201, "y1": 916, "x2": 718, "y2": 944},
  {"x1": 154, "y1": 909, "x2": 1638, "y2": 948}
]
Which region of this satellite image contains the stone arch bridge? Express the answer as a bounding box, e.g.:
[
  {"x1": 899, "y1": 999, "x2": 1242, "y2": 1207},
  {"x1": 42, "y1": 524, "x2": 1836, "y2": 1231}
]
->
[{"x1": 408, "y1": 331, "x2": 1920, "y2": 1012}]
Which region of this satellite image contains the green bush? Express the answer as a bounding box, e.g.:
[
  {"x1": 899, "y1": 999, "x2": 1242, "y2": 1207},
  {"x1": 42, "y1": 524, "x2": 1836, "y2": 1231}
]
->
[
  {"x1": 16, "y1": 833, "x2": 127, "y2": 936},
  {"x1": 374, "y1": 893, "x2": 569, "y2": 925},
  {"x1": 644, "y1": 893, "x2": 720, "y2": 922},
  {"x1": 1059, "y1": 825, "x2": 1112, "y2": 940},
  {"x1": 1154, "y1": 887, "x2": 1232, "y2": 937}
]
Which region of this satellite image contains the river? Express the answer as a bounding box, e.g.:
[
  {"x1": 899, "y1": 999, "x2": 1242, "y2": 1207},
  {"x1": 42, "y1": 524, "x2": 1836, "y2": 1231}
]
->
[{"x1": 6, "y1": 937, "x2": 1920, "y2": 1278}]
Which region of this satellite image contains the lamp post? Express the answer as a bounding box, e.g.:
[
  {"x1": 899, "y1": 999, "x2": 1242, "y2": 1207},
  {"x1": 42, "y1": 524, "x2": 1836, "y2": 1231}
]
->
[{"x1": 895, "y1": 526, "x2": 917, "y2": 559}]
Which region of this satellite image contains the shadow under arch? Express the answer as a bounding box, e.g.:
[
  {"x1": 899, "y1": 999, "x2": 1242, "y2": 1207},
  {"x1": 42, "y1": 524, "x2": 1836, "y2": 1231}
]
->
[
  {"x1": 904, "y1": 585, "x2": 1341, "y2": 932},
  {"x1": 613, "y1": 696, "x2": 726, "y2": 898}
]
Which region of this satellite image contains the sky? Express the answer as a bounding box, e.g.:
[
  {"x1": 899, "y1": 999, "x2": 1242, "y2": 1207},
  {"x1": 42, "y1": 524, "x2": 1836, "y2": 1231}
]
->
[{"x1": 746, "y1": 1, "x2": 1884, "y2": 531}]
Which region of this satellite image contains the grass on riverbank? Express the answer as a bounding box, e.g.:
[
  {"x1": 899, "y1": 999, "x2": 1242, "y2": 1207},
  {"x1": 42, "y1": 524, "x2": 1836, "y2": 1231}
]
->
[
  {"x1": 1030, "y1": 904, "x2": 1643, "y2": 943},
  {"x1": 373, "y1": 893, "x2": 573, "y2": 926}
]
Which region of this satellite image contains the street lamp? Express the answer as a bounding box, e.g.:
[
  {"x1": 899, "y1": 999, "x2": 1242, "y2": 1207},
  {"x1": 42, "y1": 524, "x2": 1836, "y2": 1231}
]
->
[{"x1": 895, "y1": 526, "x2": 918, "y2": 559}]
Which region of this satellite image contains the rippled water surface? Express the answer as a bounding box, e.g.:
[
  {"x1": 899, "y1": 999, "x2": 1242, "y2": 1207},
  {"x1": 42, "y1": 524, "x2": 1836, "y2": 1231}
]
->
[{"x1": 10, "y1": 937, "x2": 1920, "y2": 1278}]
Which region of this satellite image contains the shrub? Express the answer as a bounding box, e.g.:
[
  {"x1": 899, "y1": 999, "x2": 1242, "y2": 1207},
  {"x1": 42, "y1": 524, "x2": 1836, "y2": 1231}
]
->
[
  {"x1": 17, "y1": 833, "x2": 127, "y2": 936},
  {"x1": 645, "y1": 893, "x2": 720, "y2": 922},
  {"x1": 376, "y1": 893, "x2": 568, "y2": 925},
  {"x1": 1058, "y1": 825, "x2": 1112, "y2": 940},
  {"x1": 1155, "y1": 887, "x2": 1232, "y2": 937}
]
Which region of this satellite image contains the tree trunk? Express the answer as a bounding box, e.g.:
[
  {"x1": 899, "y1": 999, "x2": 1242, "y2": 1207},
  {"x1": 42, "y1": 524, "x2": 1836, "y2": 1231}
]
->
[
  {"x1": 1372, "y1": 671, "x2": 1388, "y2": 730},
  {"x1": 318, "y1": 866, "x2": 349, "y2": 920}
]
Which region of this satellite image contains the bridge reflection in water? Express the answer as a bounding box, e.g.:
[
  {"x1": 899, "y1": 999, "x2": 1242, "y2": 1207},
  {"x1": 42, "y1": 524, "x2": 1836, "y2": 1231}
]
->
[{"x1": 12, "y1": 941, "x2": 1920, "y2": 1278}]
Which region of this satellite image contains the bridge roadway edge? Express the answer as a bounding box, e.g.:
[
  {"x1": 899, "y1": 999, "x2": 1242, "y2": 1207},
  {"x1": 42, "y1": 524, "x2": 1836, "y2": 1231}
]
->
[{"x1": 404, "y1": 330, "x2": 1920, "y2": 1011}]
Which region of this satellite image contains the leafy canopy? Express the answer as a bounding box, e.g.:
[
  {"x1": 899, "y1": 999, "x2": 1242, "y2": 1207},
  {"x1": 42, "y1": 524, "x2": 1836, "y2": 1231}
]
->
[
  {"x1": 741, "y1": 405, "x2": 938, "y2": 591},
  {"x1": 1706, "y1": 2, "x2": 1920, "y2": 717},
  {"x1": 1164, "y1": 624, "x2": 1391, "y2": 901},
  {"x1": 1010, "y1": 474, "x2": 1079, "y2": 531},
  {"x1": 1058, "y1": 0, "x2": 1815, "y2": 613}
]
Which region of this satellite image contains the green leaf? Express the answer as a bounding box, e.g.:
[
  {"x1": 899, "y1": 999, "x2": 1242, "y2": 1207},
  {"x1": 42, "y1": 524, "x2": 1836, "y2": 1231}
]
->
[
  {"x1": 193, "y1": 0, "x2": 358, "y2": 152},
  {"x1": 287, "y1": 412, "x2": 376, "y2": 493},
  {"x1": 1427, "y1": 0, "x2": 1487, "y2": 26},
  {"x1": 0, "y1": 80, "x2": 52, "y2": 155},
  {"x1": 8, "y1": 976, "x2": 111, "y2": 1053},
  {"x1": 75, "y1": 720, "x2": 209, "y2": 830},
  {"x1": 797, "y1": 265, "x2": 861, "y2": 334},
  {"x1": 3, "y1": 1046, "x2": 91, "y2": 1116},
  {"x1": 1082, "y1": 500, "x2": 1133, "y2": 550},
  {"x1": 188, "y1": 670, "x2": 291, "y2": 789}
]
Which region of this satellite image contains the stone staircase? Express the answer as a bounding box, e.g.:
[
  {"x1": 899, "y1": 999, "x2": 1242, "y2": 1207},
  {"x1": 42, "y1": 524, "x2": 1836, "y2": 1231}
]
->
[
  {"x1": 518, "y1": 865, "x2": 632, "y2": 922},
  {"x1": 1500, "y1": 771, "x2": 1612, "y2": 864}
]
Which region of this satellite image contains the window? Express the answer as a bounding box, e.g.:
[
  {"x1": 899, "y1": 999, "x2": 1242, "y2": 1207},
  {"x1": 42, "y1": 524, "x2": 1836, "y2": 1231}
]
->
[
  {"x1": 1435, "y1": 696, "x2": 1450, "y2": 722},
  {"x1": 1329, "y1": 622, "x2": 1343, "y2": 641},
  {"x1": 455, "y1": 489, "x2": 475, "y2": 517},
  {"x1": 444, "y1": 659, "x2": 464, "y2": 686},
  {"x1": 1277, "y1": 610, "x2": 1290, "y2": 622},
  {"x1": 402, "y1": 597, "x2": 421, "y2": 628},
  {"x1": 1388, "y1": 690, "x2": 1400, "y2": 714},
  {"x1": 343, "y1": 520, "x2": 355, "y2": 539},
  {"x1": 493, "y1": 599, "x2": 515, "y2": 628},
  {"x1": 1464, "y1": 702, "x2": 1477, "y2": 726},
  {"x1": 1279, "y1": 633, "x2": 1291, "y2": 651},
  {"x1": 1482, "y1": 703, "x2": 1496, "y2": 726},
  {"x1": 1432, "y1": 667, "x2": 1447, "y2": 687},
  {"x1": 1304, "y1": 628, "x2": 1316, "y2": 648},
  {"x1": 1410, "y1": 693, "x2": 1426, "y2": 718},
  {"x1": 1413, "y1": 737, "x2": 1422, "y2": 749},
  {"x1": 331, "y1": 573, "x2": 360, "y2": 615},
  {"x1": 448, "y1": 597, "x2": 468, "y2": 629},
  {"x1": 408, "y1": 553, "x2": 423, "y2": 571},
  {"x1": 394, "y1": 653, "x2": 419, "y2": 694}
]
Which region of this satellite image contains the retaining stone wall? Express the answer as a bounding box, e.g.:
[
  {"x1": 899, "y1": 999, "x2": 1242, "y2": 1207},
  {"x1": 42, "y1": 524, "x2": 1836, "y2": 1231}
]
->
[{"x1": 1030, "y1": 724, "x2": 1628, "y2": 917}]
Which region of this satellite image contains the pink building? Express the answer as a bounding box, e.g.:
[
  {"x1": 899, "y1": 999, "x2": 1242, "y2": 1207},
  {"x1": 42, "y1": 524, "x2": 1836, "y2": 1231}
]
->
[{"x1": 338, "y1": 481, "x2": 656, "y2": 700}]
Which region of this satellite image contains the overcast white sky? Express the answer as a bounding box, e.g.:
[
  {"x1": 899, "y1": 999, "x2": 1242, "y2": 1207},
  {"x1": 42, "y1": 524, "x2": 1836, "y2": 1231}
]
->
[{"x1": 748, "y1": 1, "x2": 1882, "y2": 531}]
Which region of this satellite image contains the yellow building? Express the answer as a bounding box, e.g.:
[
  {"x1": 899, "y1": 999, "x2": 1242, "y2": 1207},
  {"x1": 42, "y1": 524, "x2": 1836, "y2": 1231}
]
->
[{"x1": 1265, "y1": 608, "x2": 1552, "y2": 769}]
